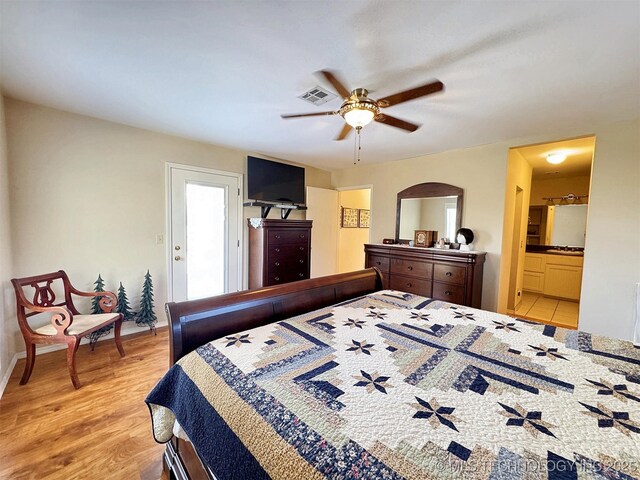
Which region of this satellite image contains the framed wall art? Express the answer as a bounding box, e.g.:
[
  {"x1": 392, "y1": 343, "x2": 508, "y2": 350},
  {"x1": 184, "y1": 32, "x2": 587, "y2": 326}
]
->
[
  {"x1": 358, "y1": 209, "x2": 370, "y2": 228},
  {"x1": 341, "y1": 207, "x2": 358, "y2": 228}
]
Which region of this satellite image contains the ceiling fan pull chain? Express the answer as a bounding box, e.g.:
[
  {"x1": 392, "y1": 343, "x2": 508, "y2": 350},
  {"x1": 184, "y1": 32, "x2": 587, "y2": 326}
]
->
[
  {"x1": 353, "y1": 127, "x2": 357, "y2": 164},
  {"x1": 357, "y1": 126, "x2": 362, "y2": 163}
]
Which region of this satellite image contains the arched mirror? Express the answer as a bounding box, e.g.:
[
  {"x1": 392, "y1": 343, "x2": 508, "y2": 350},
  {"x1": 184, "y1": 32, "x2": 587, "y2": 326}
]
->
[{"x1": 395, "y1": 182, "x2": 463, "y2": 244}]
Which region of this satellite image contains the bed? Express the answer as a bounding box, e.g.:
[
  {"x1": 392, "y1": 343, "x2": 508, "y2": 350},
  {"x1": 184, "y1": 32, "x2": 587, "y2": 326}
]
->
[{"x1": 147, "y1": 268, "x2": 640, "y2": 479}]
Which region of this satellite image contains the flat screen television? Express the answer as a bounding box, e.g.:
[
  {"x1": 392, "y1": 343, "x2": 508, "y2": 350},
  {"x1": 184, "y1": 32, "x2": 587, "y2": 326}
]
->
[{"x1": 247, "y1": 156, "x2": 305, "y2": 205}]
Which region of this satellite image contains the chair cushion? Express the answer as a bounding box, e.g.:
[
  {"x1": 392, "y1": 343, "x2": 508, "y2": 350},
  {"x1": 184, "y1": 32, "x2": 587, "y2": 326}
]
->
[{"x1": 35, "y1": 313, "x2": 120, "y2": 336}]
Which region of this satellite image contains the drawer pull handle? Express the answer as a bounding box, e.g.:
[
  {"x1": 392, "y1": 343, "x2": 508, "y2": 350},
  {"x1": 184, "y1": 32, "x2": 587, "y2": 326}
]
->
[
  {"x1": 299, "y1": 259, "x2": 304, "y2": 264},
  {"x1": 407, "y1": 266, "x2": 413, "y2": 271},
  {"x1": 274, "y1": 276, "x2": 280, "y2": 281},
  {"x1": 299, "y1": 247, "x2": 304, "y2": 251},
  {"x1": 275, "y1": 235, "x2": 281, "y2": 239},
  {"x1": 298, "y1": 273, "x2": 304, "y2": 278},
  {"x1": 299, "y1": 234, "x2": 305, "y2": 238},
  {"x1": 275, "y1": 262, "x2": 280, "y2": 266},
  {"x1": 446, "y1": 272, "x2": 453, "y2": 277},
  {"x1": 275, "y1": 248, "x2": 280, "y2": 253},
  {"x1": 445, "y1": 291, "x2": 452, "y2": 296},
  {"x1": 407, "y1": 283, "x2": 412, "y2": 288},
  {"x1": 376, "y1": 261, "x2": 381, "y2": 266}
]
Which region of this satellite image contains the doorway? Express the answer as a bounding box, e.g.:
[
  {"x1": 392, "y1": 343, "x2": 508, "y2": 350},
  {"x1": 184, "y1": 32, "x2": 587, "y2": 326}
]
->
[
  {"x1": 306, "y1": 186, "x2": 372, "y2": 277},
  {"x1": 507, "y1": 187, "x2": 524, "y2": 311},
  {"x1": 498, "y1": 136, "x2": 595, "y2": 328},
  {"x1": 167, "y1": 164, "x2": 243, "y2": 302},
  {"x1": 337, "y1": 188, "x2": 371, "y2": 273}
]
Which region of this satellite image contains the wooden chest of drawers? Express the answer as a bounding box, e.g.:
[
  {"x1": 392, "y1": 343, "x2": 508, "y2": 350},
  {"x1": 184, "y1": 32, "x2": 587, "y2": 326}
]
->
[
  {"x1": 248, "y1": 219, "x2": 312, "y2": 289},
  {"x1": 364, "y1": 244, "x2": 485, "y2": 308}
]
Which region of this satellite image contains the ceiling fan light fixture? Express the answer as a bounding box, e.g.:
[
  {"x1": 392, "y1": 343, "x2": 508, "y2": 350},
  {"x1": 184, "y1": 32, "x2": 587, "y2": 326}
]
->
[
  {"x1": 340, "y1": 100, "x2": 378, "y2": 128},
  {"x1": 343, "y1": 108, "x2": 375, "y2": 128},
  {"x1": 546, "y1": 153, "x2": 567, "y2": 164}
]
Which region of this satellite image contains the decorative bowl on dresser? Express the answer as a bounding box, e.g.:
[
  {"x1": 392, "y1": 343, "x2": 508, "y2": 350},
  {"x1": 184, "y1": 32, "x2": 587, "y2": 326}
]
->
[
  {"x1": 248, "y1": 218, "x2": 312, "y2": 289},
  {"x1": 364, "y1": 243, "x2": 485, "y2": 308}
]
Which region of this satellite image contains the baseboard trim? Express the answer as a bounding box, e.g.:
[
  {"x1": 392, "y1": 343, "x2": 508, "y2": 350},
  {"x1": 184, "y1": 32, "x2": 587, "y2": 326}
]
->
[
  {"x1": 0, "y1": 353, "x2": 19, "y2": 400},
  {"x1": 0, "y1": 319, "x2": 167, "y2": 399}
]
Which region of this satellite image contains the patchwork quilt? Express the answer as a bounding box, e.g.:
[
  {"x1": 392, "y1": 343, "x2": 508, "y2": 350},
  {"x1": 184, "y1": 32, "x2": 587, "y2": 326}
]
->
[{"x1": 146, "y1": 291, "x2": 640, "y2": 479}]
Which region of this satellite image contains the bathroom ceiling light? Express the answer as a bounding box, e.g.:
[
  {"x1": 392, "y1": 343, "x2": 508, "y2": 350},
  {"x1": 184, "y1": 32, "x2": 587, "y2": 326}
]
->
[{"x1": 546, "y1": 153, "x2": 567, "y2": 165}]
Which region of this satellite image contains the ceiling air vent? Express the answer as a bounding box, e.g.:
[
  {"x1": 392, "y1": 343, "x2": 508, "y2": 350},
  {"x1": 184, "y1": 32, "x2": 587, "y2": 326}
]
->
[{"x1": 298, "y1": 86, "x2": 338, "y2": 106}]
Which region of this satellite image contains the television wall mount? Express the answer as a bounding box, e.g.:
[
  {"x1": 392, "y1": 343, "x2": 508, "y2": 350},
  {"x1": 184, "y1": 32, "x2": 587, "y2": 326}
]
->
[{"x1": 243, "y1": 201, "x2": 307, "y2": 219}]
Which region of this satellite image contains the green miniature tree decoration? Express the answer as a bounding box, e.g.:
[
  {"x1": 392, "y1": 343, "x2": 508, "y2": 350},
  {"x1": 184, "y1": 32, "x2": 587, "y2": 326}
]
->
[
  {"x1": 91, "y1": 274, "x2": 106, "y2": 314},
  {"x1": 136, "y1": 270, "x2": 157, "y2": 334},
  {"x1": 116, "y1": 282, "x2": 136, "y2": 321},
  {"x1": 87, "y1": 274, "x2": 113, "y2": 349}
]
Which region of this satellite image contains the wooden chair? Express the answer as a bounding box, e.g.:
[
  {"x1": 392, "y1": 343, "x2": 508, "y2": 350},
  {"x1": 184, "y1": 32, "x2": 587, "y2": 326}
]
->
[{"x1": 12, "y1": 270, "x2": 125, "y2": 389}]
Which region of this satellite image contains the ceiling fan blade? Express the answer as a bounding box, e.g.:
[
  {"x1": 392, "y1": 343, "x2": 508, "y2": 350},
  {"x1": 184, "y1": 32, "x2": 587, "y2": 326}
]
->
[
  {"x1": 335, "y1": 123, "x2": 352, "y2": 141},
  {"x1": 376, "y1": 80, "x2": 444, "y2": 108},
  {"x1": 281, "y1": 111, "x2": 337, "y2": 119},
  {"x1": 317, "y1": 70, "x2": 351, "y2": 99},
  {"x1": 374, "y1": 113, "x2": 420, "y2": 132}
]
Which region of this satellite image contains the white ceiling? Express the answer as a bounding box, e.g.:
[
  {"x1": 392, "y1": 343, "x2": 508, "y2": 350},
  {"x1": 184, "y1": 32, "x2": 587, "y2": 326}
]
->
[{"x1": 1, "y1": 1, "x2": 638, "y2": 171}]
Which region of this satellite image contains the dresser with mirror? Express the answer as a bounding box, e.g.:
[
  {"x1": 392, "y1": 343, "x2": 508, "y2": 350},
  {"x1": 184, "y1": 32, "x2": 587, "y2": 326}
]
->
[{"x1": 366, "y1": 182, "x2": 485, "y2": 308}]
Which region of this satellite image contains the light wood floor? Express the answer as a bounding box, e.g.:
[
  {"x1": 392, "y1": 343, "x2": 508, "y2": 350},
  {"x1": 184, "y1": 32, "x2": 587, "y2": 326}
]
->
[{"x1": 0, "y1": 328, "x2": 170, "y2": 480}]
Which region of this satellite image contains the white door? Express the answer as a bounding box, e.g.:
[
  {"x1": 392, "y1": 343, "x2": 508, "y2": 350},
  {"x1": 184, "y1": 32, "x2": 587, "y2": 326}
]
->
[
  {"x1": 168, "y1": 165, "x2": 242, "y2": 302},
  {"x1": 306, "y1": 186, "x2": 339, "y2": 278}
]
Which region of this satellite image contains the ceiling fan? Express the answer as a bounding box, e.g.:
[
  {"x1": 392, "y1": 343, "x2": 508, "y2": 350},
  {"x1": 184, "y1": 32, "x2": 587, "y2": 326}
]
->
[{"x1": 281, "y1": 70, "x2": 444, "y2": 140}]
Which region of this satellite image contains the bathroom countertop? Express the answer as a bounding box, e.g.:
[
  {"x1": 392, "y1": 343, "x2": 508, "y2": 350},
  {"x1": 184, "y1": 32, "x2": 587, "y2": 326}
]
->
[{"x1": 525, "y1": 246, "x2": 584, "y2": 257}]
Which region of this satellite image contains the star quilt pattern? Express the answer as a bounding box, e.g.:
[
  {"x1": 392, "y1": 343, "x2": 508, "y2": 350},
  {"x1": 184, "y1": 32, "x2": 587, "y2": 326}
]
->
[{"x1": 147, "y1": 291, "x2": 640, "y2": 479}]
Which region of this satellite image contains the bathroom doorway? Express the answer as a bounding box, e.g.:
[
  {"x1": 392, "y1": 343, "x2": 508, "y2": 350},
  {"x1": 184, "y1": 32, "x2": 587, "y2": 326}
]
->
[
  {"x1": 337, "y1": 187, "x2": 372, "y2": 273},
  {"x1": 499, "y1": 136, "x2": 595, "y2": 329}
]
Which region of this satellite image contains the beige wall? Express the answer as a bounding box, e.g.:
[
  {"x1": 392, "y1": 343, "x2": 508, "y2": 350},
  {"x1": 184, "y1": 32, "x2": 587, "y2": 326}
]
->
[
  {"x1": 337, "y1": 189, "x2": 370, "y2": 273},
  {"x1": 0, "y1": 95, "x2": 16, "y2": 384},
  {"x1": 332, "y1": 144, "x2": 508, "y2": 311},
  {"x1": 530, "y1": 175, "x2": 591, "y2": 206},
  {"x1": 580, "y1": 119, "x2": 639, "y2": 340},
  {"x1": 4, "y1": 99, "x2": 331, "y2": 352}
]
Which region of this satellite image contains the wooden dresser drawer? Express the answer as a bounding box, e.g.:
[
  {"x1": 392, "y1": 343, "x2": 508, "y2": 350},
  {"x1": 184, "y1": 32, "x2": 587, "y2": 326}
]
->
[
  {"x1": 389, "y1": 275, "x2": 432, "y2": 297},
  {"x1": 268, "y1": 229, "x2": 310, "y2": 245},
  {"x1": 270, "y1": 270, "x2": 308, "y2": 285},
  {"x1": 366, "y1": 255, "x2": 390, "y2": 273},
  {"x1": 432, "y1": 282, "x2": 465, "y2": 305},
  {"x1": 269, "y1": 244, "x2": 308, "y2": 259},
  {"x1": 390, "y1": 258, "x2": 432, "y2": 279},
  {"x1": 268, "y1": 255, "x2": 307, "y2": 272},
  {"x1": 433, "y1": 264, "x2": 465, "y2": 285}
]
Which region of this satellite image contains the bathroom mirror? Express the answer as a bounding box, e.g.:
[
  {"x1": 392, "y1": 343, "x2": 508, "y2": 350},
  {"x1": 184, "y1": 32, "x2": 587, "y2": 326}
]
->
[
  {"x1": 395, "y1": 183, "x2": 463, "y2": 243},
  {"x1": 527, "y1": 204, "x2": 588, "y2": 247}
]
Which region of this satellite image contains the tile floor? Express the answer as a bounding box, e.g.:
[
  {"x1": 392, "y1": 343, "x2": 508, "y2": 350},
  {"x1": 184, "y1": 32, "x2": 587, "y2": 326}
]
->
[{"x1": 514, "y1": 291, "x2": 579, "y2": 328}]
